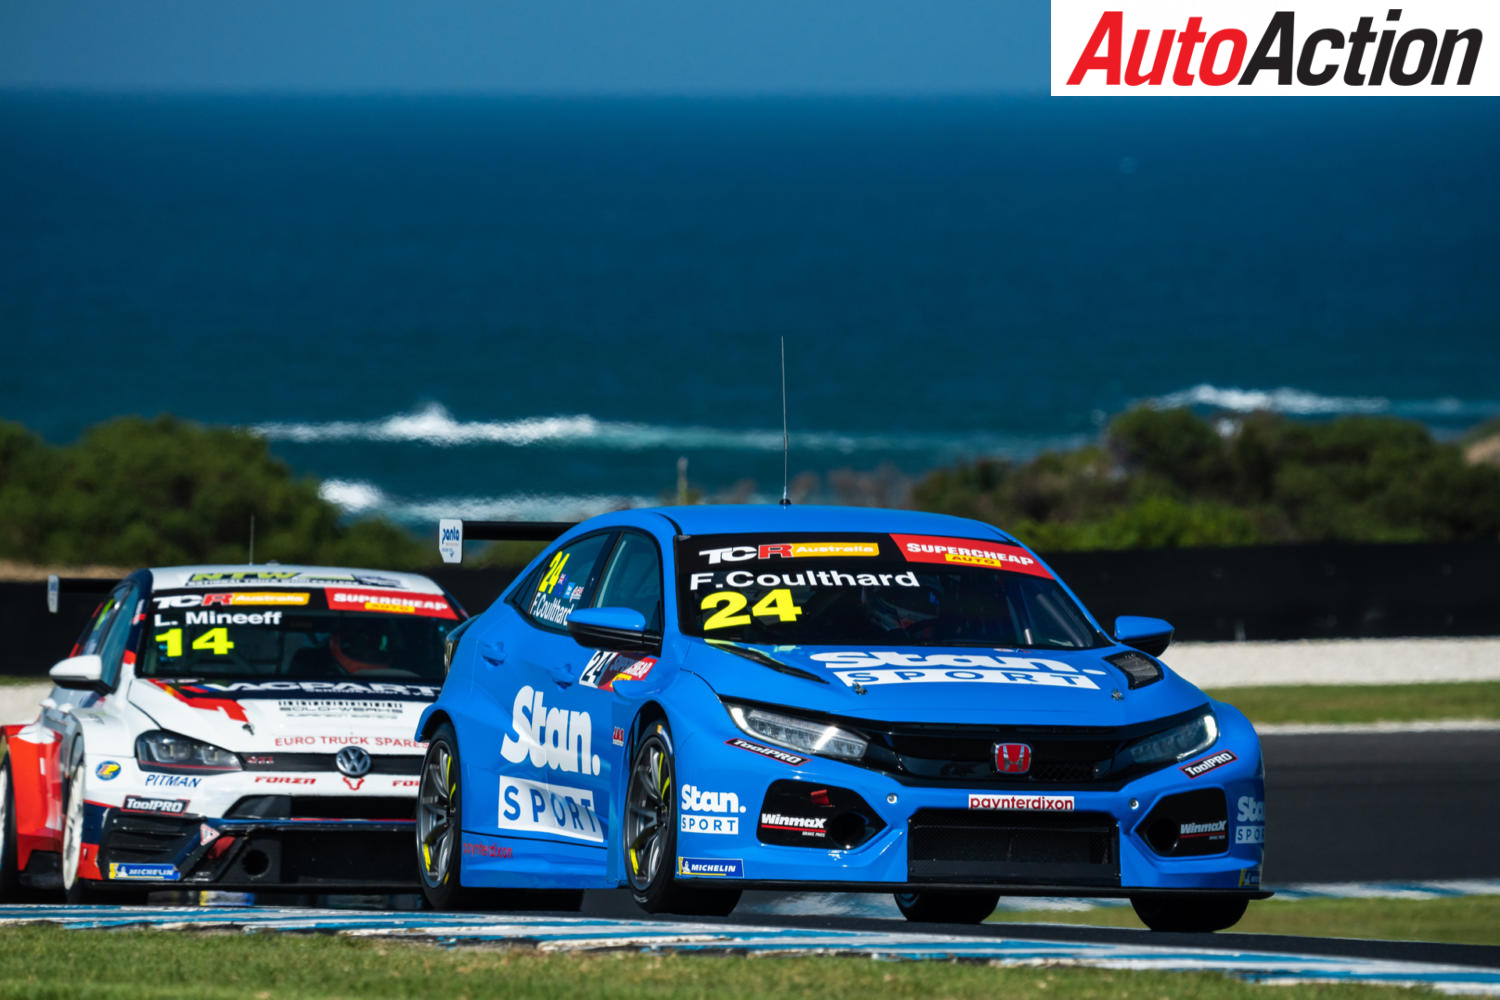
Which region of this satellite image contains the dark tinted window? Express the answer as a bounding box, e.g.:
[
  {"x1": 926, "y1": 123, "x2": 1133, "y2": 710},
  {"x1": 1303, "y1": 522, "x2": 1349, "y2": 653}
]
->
[
  {"x1": 594, "y1": 532, "x2": 664, "y2": 631},
  {"x1": 98, "y1": 583, "x2": 140, "y2": 688},
  {"x1": 675, "y1": 532, "x2": 1103, "y2": 650},
  {"x1": 138, "y1": 588, "x2": 460, "y2": 683},
  {"x1": 519, "y1": 532, "x2": 614, "y2": 630}
]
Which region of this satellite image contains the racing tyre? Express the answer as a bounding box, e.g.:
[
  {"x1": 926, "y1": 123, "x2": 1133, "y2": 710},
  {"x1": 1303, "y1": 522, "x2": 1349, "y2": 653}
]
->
[
  {"x1": 416, "y1": 723, "x2": 582, "y2": 912},
  {"x1": 60, "y1": 759, "x2": 104, "y2": 903},
  {"x1": 1130, "y1": 893, "x2": 1249, "y2": 933},
  {"x1": 893, "y1": 891, "x2": 1000, "y2": 924},
  {"x1": 625, "y1": 720, "x2": 740, "y2": 917},
  {"x1": 0, "y1": 756, "x2": 42, "y2": 901}
]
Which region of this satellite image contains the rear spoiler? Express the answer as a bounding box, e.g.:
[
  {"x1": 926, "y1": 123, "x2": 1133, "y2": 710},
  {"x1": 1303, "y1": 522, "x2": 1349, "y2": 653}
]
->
[
  {"x1": 46, "y1": 574, "x2": 118, "y2": 614},
  {"x1": 438, "y1": 519, "x2": 578, "y2": 565}
]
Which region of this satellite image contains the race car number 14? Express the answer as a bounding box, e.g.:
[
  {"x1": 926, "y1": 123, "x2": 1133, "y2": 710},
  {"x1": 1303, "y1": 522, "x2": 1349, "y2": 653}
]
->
[{"x1": 154, "y1": 627, "x2": 235, "y2": 657}]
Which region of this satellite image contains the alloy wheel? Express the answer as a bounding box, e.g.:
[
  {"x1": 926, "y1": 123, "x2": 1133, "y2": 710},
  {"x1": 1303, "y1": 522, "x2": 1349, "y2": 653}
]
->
[
  {"x1": 417, "y1": 743, "x2": 456, "y2": 888},
  {"x1": 61, "y1": 763, "x2": 85, "y2": 890},
  {"x1": 625, "y1": 734, "x2": 672, "y2": 890}
]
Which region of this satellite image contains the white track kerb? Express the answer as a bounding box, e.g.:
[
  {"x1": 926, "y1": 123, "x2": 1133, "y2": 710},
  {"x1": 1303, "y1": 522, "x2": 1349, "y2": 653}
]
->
[{"x1": 0, "y1": 905, "x2": 1496, "y2": 995}]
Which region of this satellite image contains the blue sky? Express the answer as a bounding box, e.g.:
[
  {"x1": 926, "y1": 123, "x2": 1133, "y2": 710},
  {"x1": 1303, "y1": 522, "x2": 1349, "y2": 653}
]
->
[{"x1": 1, "y1": 1, "x2": 1051, "y2": 94}]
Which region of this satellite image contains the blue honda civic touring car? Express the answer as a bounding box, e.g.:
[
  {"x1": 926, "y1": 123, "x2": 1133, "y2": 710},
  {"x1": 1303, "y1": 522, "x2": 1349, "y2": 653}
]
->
[{"x1": 415, "y1": 505, "x2": 1268, "y2": 930}]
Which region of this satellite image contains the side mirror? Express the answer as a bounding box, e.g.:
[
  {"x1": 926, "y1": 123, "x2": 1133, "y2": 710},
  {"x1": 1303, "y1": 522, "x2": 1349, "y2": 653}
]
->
[
  {"x1": 566, "y1": 607, "x2": 660, "y2": 654},
  {"x1": 1114, "y1": 616, "x2": 1174, "y2": 657},
  {"x1": 49, "y1": 654, "x2": 107, "y2": 692}
]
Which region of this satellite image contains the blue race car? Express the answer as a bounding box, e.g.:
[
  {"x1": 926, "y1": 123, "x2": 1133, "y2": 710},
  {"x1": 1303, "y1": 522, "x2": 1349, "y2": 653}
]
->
[{"x1": 416, "y1": 506, "x2": 1268, "y2": 930}]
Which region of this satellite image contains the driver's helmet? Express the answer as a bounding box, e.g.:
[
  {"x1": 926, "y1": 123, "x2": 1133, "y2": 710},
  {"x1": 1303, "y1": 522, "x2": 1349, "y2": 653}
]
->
[
  {"x1": 330, "y1": 618, "x2": 393, "y2": 674},
  {"x1": 861, "y1": 584, "x2": 941, "y2": 636}
]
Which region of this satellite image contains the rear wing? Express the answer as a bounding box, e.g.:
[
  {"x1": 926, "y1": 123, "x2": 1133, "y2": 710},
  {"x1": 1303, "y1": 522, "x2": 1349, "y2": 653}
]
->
[
  {"x1": 438, "y1": 519, "x2": 578, "y2": 565},
  {"x1": 46, "y1": 574, "x2": 118, "y2": 614}
]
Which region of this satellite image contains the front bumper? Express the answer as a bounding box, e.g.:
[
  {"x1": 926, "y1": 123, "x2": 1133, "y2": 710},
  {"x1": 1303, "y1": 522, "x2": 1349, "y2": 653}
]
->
[
  {"x1": 96, "y1": 810, "x2": 415, "y2": 890},
  {"x1": 667, "y1": 701, "x2": 1269, "y2": 896}
]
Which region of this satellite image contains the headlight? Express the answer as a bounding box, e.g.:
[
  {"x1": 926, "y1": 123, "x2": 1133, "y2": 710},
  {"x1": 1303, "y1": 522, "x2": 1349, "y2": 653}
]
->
[
  {"x1": 1124, "y1": 712, "x2": 1218, "y2": 767},
  {"x1": 726, "y1": 704, "x2": 868, "y2": 761},
  {"x1": 135, "y1": 731, "x2": 242, "y2": 773}
]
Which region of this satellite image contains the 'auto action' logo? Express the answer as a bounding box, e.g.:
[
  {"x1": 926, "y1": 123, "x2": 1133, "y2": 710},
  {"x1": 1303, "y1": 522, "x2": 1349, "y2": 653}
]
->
[{"x1": 1052, "y1": 1, "x2": 1493, "y2": 95}]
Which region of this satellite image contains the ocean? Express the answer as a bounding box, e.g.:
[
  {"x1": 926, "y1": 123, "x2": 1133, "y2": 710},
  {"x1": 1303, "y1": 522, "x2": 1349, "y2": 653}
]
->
[{"x1": 1, "y1": 94, "x2": 1496, "y2": 525}]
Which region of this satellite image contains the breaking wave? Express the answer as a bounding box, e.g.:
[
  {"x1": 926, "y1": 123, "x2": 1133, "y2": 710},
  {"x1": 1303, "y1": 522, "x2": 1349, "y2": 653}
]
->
[
  {"x1": 1145, "y1": 384, "x2": 1498, "y2": 421},
  {"x1": 253, "y1": 403, "x2": 1062, "y2": 455},
  {"x1": 317, "y1": 479, "x2": 661, "y2": 524}
]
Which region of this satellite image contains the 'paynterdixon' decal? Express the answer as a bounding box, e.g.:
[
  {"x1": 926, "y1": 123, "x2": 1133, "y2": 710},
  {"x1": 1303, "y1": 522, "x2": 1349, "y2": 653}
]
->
[{"x1": 968, "y1": 793, "x2": 1076, "y2": 811}]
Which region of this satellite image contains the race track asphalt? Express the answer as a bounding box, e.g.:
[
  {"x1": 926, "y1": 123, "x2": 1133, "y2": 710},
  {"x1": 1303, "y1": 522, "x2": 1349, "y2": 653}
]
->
[
  {"x1": 580, "y1": 728, "x2": 1500, "y2": 921},
  {"x1": 1261, "y1": 729, "x2": 1500, "y2": 882}
]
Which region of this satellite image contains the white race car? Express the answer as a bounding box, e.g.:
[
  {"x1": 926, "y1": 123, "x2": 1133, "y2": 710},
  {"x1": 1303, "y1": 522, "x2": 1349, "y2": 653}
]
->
[{"x1": 0, "y1": 565, "x2": 466, "y2": 900}]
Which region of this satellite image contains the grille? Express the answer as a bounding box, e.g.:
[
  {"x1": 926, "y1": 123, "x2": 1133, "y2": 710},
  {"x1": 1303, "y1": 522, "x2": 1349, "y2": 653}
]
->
[
  {"x1": 240, "y1": 754, "x2": 422, "y2": 774},
  {"x1": 281, "y1": 829, "x2": 410, "y2": 881},
  {"x1": 99, "y1": 813, "x2": 197, "y2": 864},
  {"x1": 852, "y1": 706, "x2": 1210, "y2": 788},
  {"x1": 227, "y1": 796, "x2": 414, "y2": 821},
  {"x1": 907, "y1": 809, "x2": 1119, "y2": 886},
  {"x1": 865, "y1": 726, "x2": 1119, "y2": 786}
]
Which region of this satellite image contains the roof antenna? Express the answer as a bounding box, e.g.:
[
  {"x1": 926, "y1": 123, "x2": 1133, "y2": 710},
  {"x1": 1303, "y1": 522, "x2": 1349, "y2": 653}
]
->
[
  {"x1": 248, "y1": 514, "x2": 256, "y2": 564},
  {"x1": 779, "y1": 336, "x2": 791, "y2": 506}
]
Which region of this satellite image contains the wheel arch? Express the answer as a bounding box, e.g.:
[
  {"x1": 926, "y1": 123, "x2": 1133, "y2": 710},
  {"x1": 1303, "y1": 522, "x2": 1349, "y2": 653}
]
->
[
  {"x1": 417, "y1": 709, "x2": 453, "y2": 743},
  {"x1": 630, "y1": 701, "x2": 669, "y2": 746}
]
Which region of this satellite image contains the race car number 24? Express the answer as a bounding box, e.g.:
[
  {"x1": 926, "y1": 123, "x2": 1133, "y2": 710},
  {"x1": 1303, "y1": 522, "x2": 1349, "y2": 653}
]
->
[{"x1": 700, "y1": 588, "x2": 802, "y2": 631}]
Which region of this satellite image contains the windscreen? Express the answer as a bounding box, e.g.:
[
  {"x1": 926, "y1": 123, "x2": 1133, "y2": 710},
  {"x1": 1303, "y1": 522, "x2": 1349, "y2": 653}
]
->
[
  {"x1": 137, "y1": 587, "x2": 461, "y2": 683},
  {"x1": 676, "y1": 533, "x2": 1104, "y2": 649}
]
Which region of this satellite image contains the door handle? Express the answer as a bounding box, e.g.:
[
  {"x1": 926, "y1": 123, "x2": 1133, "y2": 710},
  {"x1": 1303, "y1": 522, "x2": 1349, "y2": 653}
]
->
[
  {"x1": 550, "y1": 661, "x2": 576, "y2": 687},
  {"x1": 480, "y1": 640, "x2": 506, "y2": 665}
]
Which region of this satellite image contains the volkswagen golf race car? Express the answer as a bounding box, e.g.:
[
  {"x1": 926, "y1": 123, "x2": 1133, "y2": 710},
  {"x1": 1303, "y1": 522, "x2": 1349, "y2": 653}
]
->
[
  {"x1": 417, "y1": 507, "x2": 1269, "y2": 931},
  {"x1": 0, "y1": 565, "x2": 465, "y2": 900}
]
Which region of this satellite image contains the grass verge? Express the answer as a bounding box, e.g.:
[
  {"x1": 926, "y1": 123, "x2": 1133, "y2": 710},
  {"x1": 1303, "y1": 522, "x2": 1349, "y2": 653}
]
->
[
  {"x1": 1205, "y1": 681, "x2": 1500, "y2": 725},
  {"x1": 991, "y1": 895, "x2": 1500, "y2": 947},
  {"x1": 0, "y1": 925, "x2": 1448, "y2": 1000}
]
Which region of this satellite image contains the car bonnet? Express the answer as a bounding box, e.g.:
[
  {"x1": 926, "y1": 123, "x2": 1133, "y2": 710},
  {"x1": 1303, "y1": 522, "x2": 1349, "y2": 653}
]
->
[
  {"x1": 126, "y1": 676, "x2": 438, "y2": 753},
  {"x1": 684, "y1": 640, "x2": 1207, "y2": 727}
]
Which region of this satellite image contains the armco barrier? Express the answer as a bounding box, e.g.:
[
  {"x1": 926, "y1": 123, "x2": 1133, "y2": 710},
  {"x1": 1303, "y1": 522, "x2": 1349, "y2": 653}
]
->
[{"x1": 3, "y1": 541, "x2": 1497, "y2": 677}]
